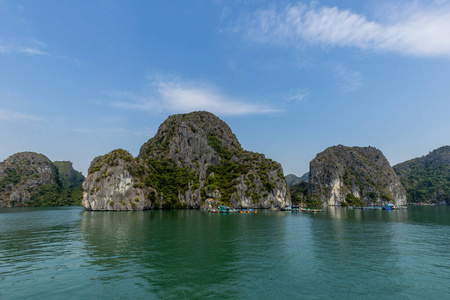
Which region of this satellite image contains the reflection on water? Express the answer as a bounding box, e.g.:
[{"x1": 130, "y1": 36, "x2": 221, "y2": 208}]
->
[
  {"x1": 79, "y1": 210, "x2": 291, "y2": 299},
  {"x1": 0, "y1": 206, "x2": 449, "y2": 299}
]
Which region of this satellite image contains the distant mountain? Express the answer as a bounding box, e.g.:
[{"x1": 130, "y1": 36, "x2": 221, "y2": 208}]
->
[
  {"x1": 0, "y1": 153, "x2": 84, "y2": 207},
  {"x1": 308, "y1": 145, "x2": 406, "y2": 206},
  {"x1": 83, "y1": 111, "x2": 290, "y2": 211},
  {"x1": 53, "y1": 161, "x2": 85, "y2": 206},
  {"x1": 299, "y1": 172, "x2": 309, "y2": 182},
  {"x1": 285, "y1": 172, "x2": 309, "y2": 187},
  {"x1": 54, "y1": 161, "x2": 84, "y2": 188},
  {"x1": 394, "y1": 146, "x2": 450, "y2": 204}
]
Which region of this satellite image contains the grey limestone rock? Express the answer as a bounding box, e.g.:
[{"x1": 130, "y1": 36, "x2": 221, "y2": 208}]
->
[
  {"x1": 83, "y1": 111, "x2": 291, "y2": 210},
  {"x1": 308, "y1": 145, "x2": 407, "y2": 206},
  {"x1": 82, "y1": 150, "x2": 152, "y2": 211}
]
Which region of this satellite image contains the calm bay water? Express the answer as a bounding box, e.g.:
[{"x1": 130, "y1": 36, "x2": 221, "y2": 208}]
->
[{"x1": 0, "y1": 206, "x2": 449, "y2": 299}]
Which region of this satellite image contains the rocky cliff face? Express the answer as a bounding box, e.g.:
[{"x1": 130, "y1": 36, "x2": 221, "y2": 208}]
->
[
  {"x1": 83, "y1": 150, "x2": 152, "y2": 210},
  {"x1": 83, "y1": 111, "x2": 290, "y2": 210},
  {"x1": 0, "y1": 152, "x2": 57, "y2": 207},
  {"x1": 308, "y1": 145, "x2": 407, "y2": 206},
  {"x1": 394, "y1": 146, "x2": 450, "y2": 204}
]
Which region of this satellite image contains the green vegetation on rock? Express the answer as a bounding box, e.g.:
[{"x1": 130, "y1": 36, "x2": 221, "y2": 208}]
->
[
  {"x1": 207, "y1": 161, "x2": 248, "y2": 203},
  {"x1": 289, "y1": 181, "x2": 321, "y2": 207},
  {"x1": 207, "y1": 133, "x2": 233, "y2": 160},
  {"x1": 140, "y1": 158, "x2": 199, "y2": 208},
  {"x1": 0, "y1": 168, "x2": 21, "y2": 192},
  {"x1": 54, "y1": 161, "x2": 84, "y2": 188},
  {"x1": 341, "y1": 193, "x2": 364, "y2": 207}
]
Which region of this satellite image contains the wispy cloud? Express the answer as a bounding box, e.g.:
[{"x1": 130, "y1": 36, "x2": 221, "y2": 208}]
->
[
  {"x1": 0, "y1": 108, "x2": 42, "y2": 122},
  {"x1": 236, "y1": 1, "x2": 450, "y2": 58},
  {"x1": 110, "y1": 76, "x2": 280, "y2": 116},
  {"x1": 284, "y1": 90, "x2": 309, "y2": 102},
  {"x1": 0, "y1": 39, "x2": 48, "y2": 56},
  {"x1": 0, "y1": 2, "x2": 49, "y2": 57}
]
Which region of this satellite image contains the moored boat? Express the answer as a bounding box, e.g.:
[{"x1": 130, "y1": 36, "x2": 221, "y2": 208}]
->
[
  {"x1": 382, "y1": 204, "x2": 407, "y2": 210},
  {"x1": 218, "y1": 206, "x2": 237, "y2": 213},
  {"x1": 281, "y1": 205, "x2": 301, "y2": 211}
]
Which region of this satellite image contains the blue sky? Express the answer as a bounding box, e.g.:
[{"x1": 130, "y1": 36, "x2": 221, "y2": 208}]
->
[{"x1": 1, "y1": 0, "x2": 450, "y2": 176}]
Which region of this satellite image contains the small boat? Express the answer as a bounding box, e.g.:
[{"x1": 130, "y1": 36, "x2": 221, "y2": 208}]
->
[
  {"x1": 382, "y1": 204, "x2": 407, "y2": 210},
  {"x1": 218, "y1": 205, "x2": 237, "y2": 213},
  {"x1": 281, "y1": 205, "x2": 301, "y2": 211},
  {"x1": 383, "y1": 204, "x2": 395, "y2": 210}
]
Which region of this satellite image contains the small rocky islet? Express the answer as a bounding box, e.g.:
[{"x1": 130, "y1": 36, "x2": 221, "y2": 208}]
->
[
  {"x1": 1, "y1": 111, "x2": 449, "y2": 209},
  {"x1": 308, "y1": 145, "x2": 407, "y2": 206}
]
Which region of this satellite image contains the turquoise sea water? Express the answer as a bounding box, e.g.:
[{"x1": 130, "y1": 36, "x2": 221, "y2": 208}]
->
[{"x1": 0, "y1": 206, "x2": 449, "y2": 299}]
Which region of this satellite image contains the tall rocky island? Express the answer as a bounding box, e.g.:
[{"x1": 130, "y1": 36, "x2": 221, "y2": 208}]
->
[
  {"x1": 394, "y1": 146, "x2": 450, "y2": 204},
  {"x1": 308, "y1": 145, "x2": 407, "y2": 206},
  {"x1": 83, "y1": 111, "x2": 290, "y2": 210},
  {"x1": 0, "y1": 152, "x2": 84, "y2": 207}
]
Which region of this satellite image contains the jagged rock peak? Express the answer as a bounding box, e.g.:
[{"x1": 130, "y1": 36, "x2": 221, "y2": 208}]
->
[
  {"x1": 83, "y1": 149, "x2": 152, "y2": 211},
  {"x1": 139, "y1": 111, "x2": 242, "y2": 161},
  {"x1": 308, "y1": 145, "x2": 406, "y2": 206},
  {"x1": 83, "y1": 111, "x2": 291, "y2": 211}
]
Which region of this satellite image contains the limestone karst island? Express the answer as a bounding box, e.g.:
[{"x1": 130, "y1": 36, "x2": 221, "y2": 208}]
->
[{"x1": 1, "y1": 111, "x2": 449, "y2": 210}]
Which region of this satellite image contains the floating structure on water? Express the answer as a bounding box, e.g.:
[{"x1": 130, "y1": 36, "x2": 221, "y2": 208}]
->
[
  {"x1": 209, "y1": 205, "x2": 325, "y2": 214},
  {"x1": 281, "y1": 205, "x2": 324, "y2": 213},
  {"x1": 347, "y1": 204, "x2": 407, "y2": 210},
  {"x1": 301, "y1": 208, "x2": 324, "y2": 213},
  {"x1": 210, "y1": 206, "x2": 258, "y2": 214},
  {"x1": 348, "y1": 206, "x2": 383, "y2": 210}
]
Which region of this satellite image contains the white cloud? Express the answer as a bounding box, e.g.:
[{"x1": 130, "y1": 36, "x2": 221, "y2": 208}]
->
[
  {"x1": 0, "y1": 108, "x2": 41, "y2": 121},
  {"x1": 0, "y1": 39, "x2": 48, "y2": 56},
  {"x1": 19, "y1": 47, "x2": 48, "y2": 55},
  {"x1": 285, "y1": 90, "x2": 309, "y2": 102},
  {"x1": 238, "y1": 1, "x2": 450, "y2": 57},
  {"x1": 110, "y1": 77, "x2": 279, "y2": 116}
]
